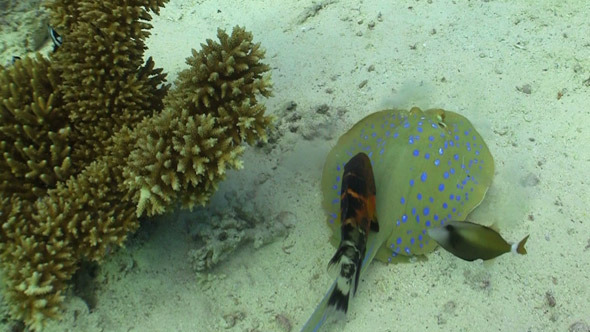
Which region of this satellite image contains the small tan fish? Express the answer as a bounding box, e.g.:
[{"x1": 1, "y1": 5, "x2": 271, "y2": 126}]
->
[{"x1": 427, "y1": 220, "x2": 529, "y2": 261}]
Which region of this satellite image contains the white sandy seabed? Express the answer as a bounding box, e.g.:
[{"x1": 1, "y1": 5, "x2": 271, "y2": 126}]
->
[{"x1": 2, "y1": 0, "x2": 590, "y2": 331}]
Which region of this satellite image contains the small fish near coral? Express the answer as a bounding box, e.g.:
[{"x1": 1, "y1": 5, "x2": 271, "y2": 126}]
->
[
  {"x1": 300, "y1": 107, "x2": 527, "y2": 332},
  {"x1": 48, "y1": 25, "x2": 63, "y2": 51}
]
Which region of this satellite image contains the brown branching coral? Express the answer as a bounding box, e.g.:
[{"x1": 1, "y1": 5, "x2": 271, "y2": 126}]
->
[
  {"x1": 124, "y1": 27, "x2": 273, "y2": 217},
  {"x1": 46, "y1": 0, "x2": 170, "y2": 168},
  {"x1": 165, "y1": 27, "x2": 273, "y2": 145},
  {"x1": 0, "y1": 0, "x2": 272, "y2": 329},
  {"x1": 0, "y1": 54, "x2": 71, "y2": 200}
]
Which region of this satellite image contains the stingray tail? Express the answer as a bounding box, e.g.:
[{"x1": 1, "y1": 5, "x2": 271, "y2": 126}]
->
[{"x1": 299, "y1": 280, "x2": 339, "y2": 332}]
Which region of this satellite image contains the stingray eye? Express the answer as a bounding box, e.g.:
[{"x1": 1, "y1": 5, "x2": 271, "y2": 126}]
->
[{"x1": 436, "y1": 112, "x2": 447, "y2": 129}]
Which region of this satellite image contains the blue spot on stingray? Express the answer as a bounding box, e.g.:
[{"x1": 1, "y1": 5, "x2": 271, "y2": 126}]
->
[
  {"x1": 409, "y1": 179, "x2": 415, "y2": 187},
  {"x1": 423, "y1": 207, "x2": 430, "y2": 216},
  {"x1": 336, "y1": 176, "x2": 341, "y2": 182},
  {"x1": 415, "y1": 215, "x2": 420, "y2": 223},
  {"x1": 409, "y1": 137, "x2": 414, "y2": 144},
  {"x1": 396, "y1": 237, "x2": 402, "y2": 245},
  {"x1": 413, "y1": 149, "x2": 419, "y2": 156},
  {"x1": 336, "y1": 165, "x2": 341, "y2": 171},
  {"x1": 443, "y1": 202, "x2": 448, "y2": 209},
  {"x1": 449, "y1": 140, "x2": 455, "y2": 147},
  {"x1": 400, "y1": 196, "x2": 406, "y2": 204},
  {"x1": 454, "y1": 154, "x2": 459, "y2": 161},
  {"x1": 428, "y1": 135, "x2": 435, "y2": 141},
  {"x1": 425, "y1": 221, "x2": 431, "y2": 227},
  {"x1": 404, "y1": 247, "x2": 411, "y2": 254},
  {"x1": 429, "y1": 196, "x2": 434, "y2": 203},
  {"x1": 455, "y1": 135, "x2": 460, "y2": 141},
  {"x1": 464, "y1": 130, "x2": 470, "y2": 136},
  {"x1": 332, "y1": 198, "x2": 339, "y2": 204},
  {"x1": 411, "y1": 207, "x2": 417, "y2": 215},
  {"x1": 404, "y1": 122, "x2": 410, "y2": 128},
  {"x1": 438, "y1": 148, "x2": 444, "y2": 155},
  {"x1": 332, "y1": 184, "x2": 337, "y2": 190},
  {"x1": 424, "y1": 153, "x2": 430, "y2": 160},
  {"x1": 410, "y1": 237, "x2": 415, "y2": 244},
  {"x1": 402, "y1": 214, "x2": 408, "y2": 222},
  {"x1": 450, "y1": 194, "x2": 454, "y2": 200},
  {"x1": 434, "y1": 214, "x2": 439, "y2": 221},
  {"x1": 450, "y1": 168, "x2": 456, "y2": 174},
  {"x1": 393, "y1": 132, "x2": 399, "y2": 138},
  {"x1": 438, "y1": 183, "x2": 445, "y2": 191},
  {"x1": 417, "y1": 127, "x2": 423, "y2": 133},
  {"x1": 443, "y1": 171, "x2": 450, "y2": 179},
  {"x1": 330, "y1": 213, "x2": 337, "y2": 218},
  {"x1": 379, "y1": 148, "x2": 385, "y2": 155},
  {"x1": 434, "y1": 159, "x2": 441, "y2": 166},
  {"x1": 418, "y1": 234, "x2": 424, "y2": 241},
  {"x1": 385, "y1": 130, "x2": 391, "y2": 137},
  {"x1": 368, "y1": 151, "x2": 373, "y2": 158},
  {"x1": 421, "y1": 172, "x2": 428, "y2": 182},
  {"x1": 417, "y1": 193, "x2": 422, "y2": 200},
  {"x1": 364, "y1": 135, "x2": 368, "y2": 140},
  {"x1": 372, "y1": 132, "x2": 377, "y2": 138},
  {"x1": 456, "y1": 195, "x2": 461, "y2": 201}
]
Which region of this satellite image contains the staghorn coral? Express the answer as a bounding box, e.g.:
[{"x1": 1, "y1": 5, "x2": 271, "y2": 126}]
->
[
  {"x1": 0, "y1": 0, "x2": 272, "y2": 329},
  {"x1": 0, "y1": 0, "x2": 169, "y2": 326},
  {"x1": 0, "y1": 54, "x2": 71, "y2": 200},
  {"x1": 123, "y1": 27, "x2": 273, "y2": 217},
  {"x1": 46, "y1": 0, "x2": 170, "y2": 169},
  {"x1": 0, "y1": 155, "x2": 136, "y2": 327},
  {"x1": 165, "y1": 27, "x2": 273, "y2": 146}
]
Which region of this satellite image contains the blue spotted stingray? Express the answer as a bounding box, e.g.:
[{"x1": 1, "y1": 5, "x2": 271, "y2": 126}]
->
[{"x1": 301, "y1": 107, "x2": 494, "y2": 332}]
